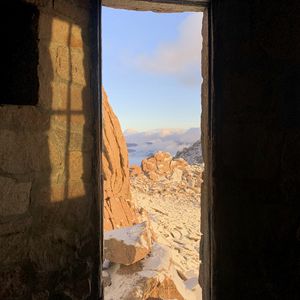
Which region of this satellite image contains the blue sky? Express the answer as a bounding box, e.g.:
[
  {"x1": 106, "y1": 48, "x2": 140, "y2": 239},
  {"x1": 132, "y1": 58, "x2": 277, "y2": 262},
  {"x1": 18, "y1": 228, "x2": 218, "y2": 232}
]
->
[{"x1": 102, "y1": 7, "x2": 202, "y2": 131}]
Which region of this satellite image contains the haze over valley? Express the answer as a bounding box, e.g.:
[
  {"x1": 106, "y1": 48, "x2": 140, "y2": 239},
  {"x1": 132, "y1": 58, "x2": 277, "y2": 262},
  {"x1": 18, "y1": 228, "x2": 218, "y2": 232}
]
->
[{"x1": 125, "y1": 127, "x2": 201, "y2": 165}]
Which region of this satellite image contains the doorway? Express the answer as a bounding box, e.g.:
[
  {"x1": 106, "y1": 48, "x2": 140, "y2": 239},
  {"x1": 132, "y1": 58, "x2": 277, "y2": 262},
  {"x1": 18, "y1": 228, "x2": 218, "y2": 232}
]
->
[{"x1": 99, "y1": 2, "x2": 211, "y2": 299}]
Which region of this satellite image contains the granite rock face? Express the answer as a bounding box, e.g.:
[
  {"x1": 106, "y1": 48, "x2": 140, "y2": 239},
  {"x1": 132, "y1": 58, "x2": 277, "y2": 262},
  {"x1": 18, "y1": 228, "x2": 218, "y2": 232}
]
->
[{"x1": 102, "y1": 88, "x2": 138, "y2": 231}]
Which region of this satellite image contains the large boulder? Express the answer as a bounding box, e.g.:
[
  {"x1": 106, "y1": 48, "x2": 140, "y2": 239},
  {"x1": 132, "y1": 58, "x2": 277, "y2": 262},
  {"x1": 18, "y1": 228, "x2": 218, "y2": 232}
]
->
[
  {"x1": 102, "y1": 88, "x2": 138, "y2": 230},
  {"x1": 104, "y1": 222, "x2": 152, "y2": 266},
  {"x1": 141, "y1": 151, "x2": 172, "y2": 176}
]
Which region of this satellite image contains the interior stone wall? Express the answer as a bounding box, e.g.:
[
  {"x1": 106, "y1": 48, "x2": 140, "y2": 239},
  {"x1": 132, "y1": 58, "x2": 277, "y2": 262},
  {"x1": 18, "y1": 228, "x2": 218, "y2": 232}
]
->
[
  {"x1": 211, "y1": 0, "x2": 300, "y2": 299},
  {"x1": 0, "y1": 0, "x2": 99, "y2": 299}
]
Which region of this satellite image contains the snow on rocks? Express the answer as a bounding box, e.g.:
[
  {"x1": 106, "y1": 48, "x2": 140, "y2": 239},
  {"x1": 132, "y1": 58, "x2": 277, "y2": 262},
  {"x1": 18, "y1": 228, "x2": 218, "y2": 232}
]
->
[
  {"x1": 104, "y1": 222, "x2": 152, "y2": 265},
  {"x1": 104, "y1": 151, "x2": 203, "y2": 299},
  {"x1": 175, "y1": 140, "x2": 203, "y2": 165},
  {"x1": 102, "y1": 270, "x2": 112, "y2": 287},
  {"x1": 131, "y1": 163, "x2": 203, "y2": 204},
  {"x1": 104, "y1": 243, "x2": 201, "y2": 300},
  {"x1": 130, "y1": 152, "x2": 203, "y2": 277}
]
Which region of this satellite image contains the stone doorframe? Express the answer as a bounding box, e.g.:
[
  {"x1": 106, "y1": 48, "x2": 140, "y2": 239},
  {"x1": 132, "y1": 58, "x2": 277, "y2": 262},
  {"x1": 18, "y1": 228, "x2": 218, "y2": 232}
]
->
[{"x1": 97, "y1": 1, "x2": 213, "y2": 300}]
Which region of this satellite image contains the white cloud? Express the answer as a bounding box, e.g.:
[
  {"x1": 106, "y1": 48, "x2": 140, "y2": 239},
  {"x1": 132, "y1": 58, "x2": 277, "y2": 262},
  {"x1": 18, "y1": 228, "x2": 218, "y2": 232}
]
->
[{"x1": 134, "y1": 13, "x2": 202, "y2": 85}]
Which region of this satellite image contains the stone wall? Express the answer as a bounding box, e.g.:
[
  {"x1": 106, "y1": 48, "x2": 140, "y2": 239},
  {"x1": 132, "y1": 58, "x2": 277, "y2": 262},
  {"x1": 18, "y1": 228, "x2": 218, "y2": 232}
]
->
[
  {"x1": 211, "y1": 0, "x2": 300, "y2": 299},
  {"x1": 0, "y1": 0, "x2": 99, "y2": 298}
]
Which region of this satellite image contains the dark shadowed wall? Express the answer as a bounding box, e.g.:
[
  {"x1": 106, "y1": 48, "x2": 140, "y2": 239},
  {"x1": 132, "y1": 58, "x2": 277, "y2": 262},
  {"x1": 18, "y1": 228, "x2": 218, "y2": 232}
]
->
[{"x1": 211, "y1": 0, "x2": 300, "y2": 299}]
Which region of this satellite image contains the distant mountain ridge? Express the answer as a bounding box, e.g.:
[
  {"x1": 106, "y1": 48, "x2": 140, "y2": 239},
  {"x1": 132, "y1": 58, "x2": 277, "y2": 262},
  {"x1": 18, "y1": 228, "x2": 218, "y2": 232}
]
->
[
  {"x1": 124, "y1": 128, "x2": 201, "y2": 165},
  {"x1": 175, "y1": 140, "x2": 202, "y2": 165}
]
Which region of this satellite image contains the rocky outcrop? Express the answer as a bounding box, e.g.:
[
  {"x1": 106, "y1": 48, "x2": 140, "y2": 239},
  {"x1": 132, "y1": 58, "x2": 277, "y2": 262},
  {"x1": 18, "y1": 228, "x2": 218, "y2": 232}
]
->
[
  {"x1": 135, "y1": 151, "x2": 203, "y2": 198},
  {"x1": 102, "y1": 88, "x2": 138, "y2": 230},
  {"x1": 175, "y1": 140, "x2": 203, "y2": 165},
  {"x1": 134, "y1": 162, "x2": 202, "y2": 199},
  {"x1": 141, "y1": 151, "x2": 188, "y2": 181}
]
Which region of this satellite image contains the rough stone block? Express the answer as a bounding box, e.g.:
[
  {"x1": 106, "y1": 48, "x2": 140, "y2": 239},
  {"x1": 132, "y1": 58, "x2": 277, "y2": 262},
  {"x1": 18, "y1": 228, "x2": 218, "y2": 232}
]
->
[
  {"x1": 0, "y1": 267, "x2": 29, "y2": 300},
  {"x1": 104, "y1": 222, "x2": 152, "y2": 265},
  {"x1": 68, "y1": 151, "x2": 91, "y2": 180},
  {"x1": 0, "y1": 177, "x2": 31, "y2": 217},
  {"x1": 51, "y1": 81, "x2": 87, "y2": 111},
  {"x1": 50, "y1": 180, "x2": 87, "y2": 202},
  {"x1": 53, "y1": 0, "x2": 90, "y2": 25},
  {"x1": 0, "y1": 129, "x2": 50, "y2": 174},
  {"x1": 30, "y1": 178, "x2": 91, "y2": 205},
  {"x1": 0, "y1": 106, "x2": 50, "y2": 131},
  {"x1": 0, "y1": 232, "x2": 28, "y2": 265},
  {"x1": 50, "y1": 125, "x2": 93, "y2": 152},
  {"x1": 39, "y1": 13, "x2": 83, "y2": 48},
  {"x1": 54, "y1": 46, "x2": 87, "y2": 85},
  {"x1": 0, "y1": 216, "x2": 32, "y2": 236}
]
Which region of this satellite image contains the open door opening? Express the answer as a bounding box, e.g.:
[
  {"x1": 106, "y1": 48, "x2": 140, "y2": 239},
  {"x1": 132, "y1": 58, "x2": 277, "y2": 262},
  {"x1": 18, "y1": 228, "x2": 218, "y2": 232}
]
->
[{"x1": 100, "y1": 4, "x2": 210, "y2": 299}]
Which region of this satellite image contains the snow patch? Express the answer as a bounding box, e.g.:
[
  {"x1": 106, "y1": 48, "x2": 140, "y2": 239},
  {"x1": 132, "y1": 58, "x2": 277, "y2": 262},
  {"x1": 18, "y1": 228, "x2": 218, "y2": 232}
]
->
[{"x1": 104, "y1": 222, "x2": 148, "y2": 248}]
